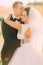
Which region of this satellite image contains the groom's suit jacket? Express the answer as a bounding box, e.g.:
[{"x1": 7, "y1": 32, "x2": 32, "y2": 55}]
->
[{"x1": 1, "y1": 14, "x2": 21, "y2": 61}]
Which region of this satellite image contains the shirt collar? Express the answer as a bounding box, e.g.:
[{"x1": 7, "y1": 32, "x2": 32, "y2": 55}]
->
[
  {"x1": 12, "y1": 13, "x2": 16, "y2": 19},
  {"x1": 12, "y1": 10, "x2": 16, "y2": 19}
]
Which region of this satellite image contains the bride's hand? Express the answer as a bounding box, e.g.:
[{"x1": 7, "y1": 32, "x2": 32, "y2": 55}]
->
[
  {"x1": 24, "y1": 28, "x2": 32, "y2": 40},
  {"x1": 24, "y1": 37, "x2": 30, "y2": 43}
]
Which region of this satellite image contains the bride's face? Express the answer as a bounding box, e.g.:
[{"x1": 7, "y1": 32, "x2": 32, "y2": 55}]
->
[{"x1": 21, "y1": 11, "x2": 29, "y2": 23}]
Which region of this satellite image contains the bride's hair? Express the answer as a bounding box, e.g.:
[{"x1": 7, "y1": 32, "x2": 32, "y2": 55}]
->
[{"x1": 24, "y1": 7, "x2": 30, "y2": 16}]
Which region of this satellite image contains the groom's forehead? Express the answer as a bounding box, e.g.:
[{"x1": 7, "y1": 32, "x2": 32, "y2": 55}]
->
[{"x1": 17, "y1": 4, "x2": 24, "y2": 8}]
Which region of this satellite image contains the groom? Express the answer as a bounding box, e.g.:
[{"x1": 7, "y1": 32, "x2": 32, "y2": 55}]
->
[{"x1": 1, "y1": 1, "x2": 24, "y2": 65}]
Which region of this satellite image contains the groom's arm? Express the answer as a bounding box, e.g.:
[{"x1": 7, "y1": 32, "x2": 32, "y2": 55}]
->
[{"x1": 4, "y1": 15, "x2": 22, "y2": 31}]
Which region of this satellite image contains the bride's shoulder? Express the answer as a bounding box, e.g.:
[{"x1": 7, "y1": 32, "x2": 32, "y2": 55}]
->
[{"x1": 21, "y1": 23, "x2": 30, "y2": 31}]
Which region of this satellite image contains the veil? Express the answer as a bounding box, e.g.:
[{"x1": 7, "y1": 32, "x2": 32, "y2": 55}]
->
[
  {"x1": 29, "y1": 7, "x2": 43, "y2": 52},
  {"x1": 29, "y1": 7, "x2": 43, "y2": 31}
]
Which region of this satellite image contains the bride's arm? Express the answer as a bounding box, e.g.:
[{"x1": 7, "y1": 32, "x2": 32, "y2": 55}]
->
[{"x1": 4, "y1": 15, "x2": 22, "y2": 31}]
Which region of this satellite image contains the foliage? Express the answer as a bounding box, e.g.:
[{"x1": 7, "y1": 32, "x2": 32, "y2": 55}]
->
[
  {"x1": 0, "y1": 17, "x2": 4, "y2": 22},
  {"x1": 27, "y1": 2, "x2": 43, "y2": 5}
]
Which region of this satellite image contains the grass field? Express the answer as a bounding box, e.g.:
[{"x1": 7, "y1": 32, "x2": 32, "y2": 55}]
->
[{"x1": 0, "y1": 60, "x2": 2, "y2": 65}]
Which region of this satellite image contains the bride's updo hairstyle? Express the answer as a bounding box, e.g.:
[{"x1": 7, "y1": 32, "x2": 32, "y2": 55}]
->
[{"x1": 24, "y1": 7, "x2": 30, "y2": 16}]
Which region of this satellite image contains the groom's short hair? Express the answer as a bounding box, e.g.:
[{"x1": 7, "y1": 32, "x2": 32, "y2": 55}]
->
[{"x1": 12, "y1": 1, "x2": 23, "y2": 8}]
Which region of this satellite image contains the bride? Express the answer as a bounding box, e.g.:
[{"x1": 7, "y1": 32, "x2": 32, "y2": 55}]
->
[{"x1": 8, "y1": 7, "x2": 43, "y2": 65}]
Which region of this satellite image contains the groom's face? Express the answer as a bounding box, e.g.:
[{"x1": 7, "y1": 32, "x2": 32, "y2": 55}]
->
[{"x1": 13, "y1": 3, "x2": 24, "y2": 16}]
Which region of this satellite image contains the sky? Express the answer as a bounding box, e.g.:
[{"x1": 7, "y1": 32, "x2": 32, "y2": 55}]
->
[{"x1": 0, "y1": 0, "x2": 43, "y2": 7}]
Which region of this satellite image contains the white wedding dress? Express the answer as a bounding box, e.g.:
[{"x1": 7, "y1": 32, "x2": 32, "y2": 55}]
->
[{"x1": 8, "y1": 7, "x2": 43, "y2": 65}]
